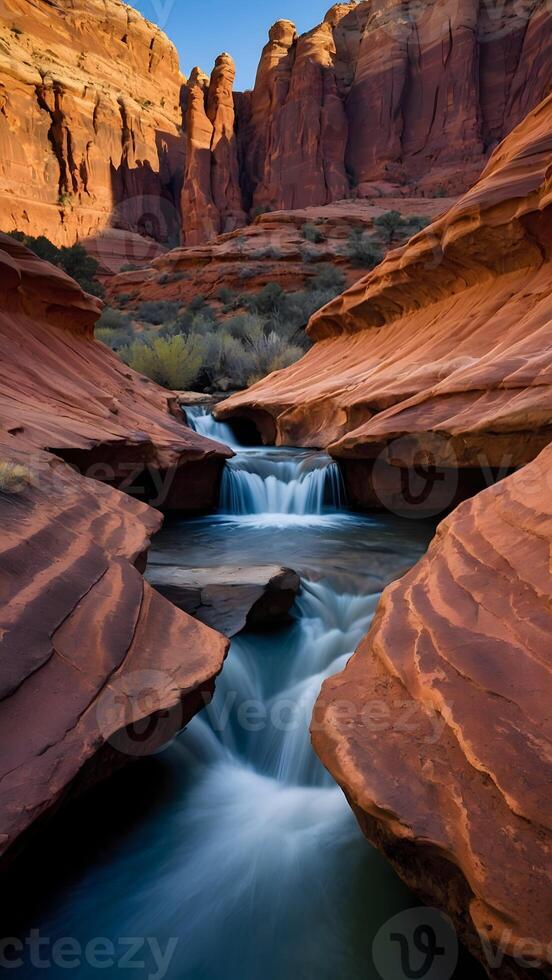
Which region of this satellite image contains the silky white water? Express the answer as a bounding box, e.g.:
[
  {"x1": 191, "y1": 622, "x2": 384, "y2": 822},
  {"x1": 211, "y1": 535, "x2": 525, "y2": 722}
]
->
[{"x1": 9, "y1": 414, "x2": 476, "y2": 980}]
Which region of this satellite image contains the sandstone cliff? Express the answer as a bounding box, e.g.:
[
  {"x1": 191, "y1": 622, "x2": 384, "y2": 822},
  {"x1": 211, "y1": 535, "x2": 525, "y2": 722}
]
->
[
  {"x1": 0, "y1": 231, "x2": 231, "y2": 866},
  {"x1": 0, "y1": 0, "x2": 185, "y2": 260},
  {"x1": 312, "y1": 443, "x2": 552, "y2": 978},
  {"x1": 217, "y1": 92, "x2": 552, "y2": 511},
  {"x1": 182, "y1": 0, "x2": 552, "y2": 242}
]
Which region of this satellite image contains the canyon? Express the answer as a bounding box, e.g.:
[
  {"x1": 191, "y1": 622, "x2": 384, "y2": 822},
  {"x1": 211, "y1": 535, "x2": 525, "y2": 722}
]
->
[
  {"x1": 2, "y1": 0, "x2": 552, "y2": 256},
  {"x1": 215, "y1": 85, "x2": 552, "y2": 979},
  {"x1": 1, "y1": 0, "x2": 552, "y2": 976},
  {"x1": 0, "y1": 230, "x2": 231, "y2": 866}
]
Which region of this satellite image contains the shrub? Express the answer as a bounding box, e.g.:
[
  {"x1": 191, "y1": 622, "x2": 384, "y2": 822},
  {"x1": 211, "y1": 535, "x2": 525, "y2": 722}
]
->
[
  {"x1": 95, "y1": 307, "x2": 134, "y2": 350},
  {"x1": 302, "y1": 223, "x2": 325, "y2": 244},
  {"x1": 238, "y1": 267, "x2": 256, "y2": 281},
  {"x1": 300, "y1": 246, "x2": 320, "y2": 264},
  {"x1": 225, "y1": 314, "x2": 264, "y2": 342},
  {"x1": 188, "y1": 294, "x2": 209, "y2": 313},
  {"x1": 8, "y1": 233, "x2": 104, "y2": 296},
  {"x1": 217, "y1": 287, "x2": 237, "y2": 305},
  {"x1": 136, "y1": 300, "x2": 181, "y2": 324},
  {"x1": 120, "y1": 262, "x2": 140, "y2": 272},
  {"x1": 121, "y1": 334, "x2": 204, "y2": 389},
  {"x1": 0, "y1": 461, "x2": 32, "y2": 494},
  {"x1": 309, "y1": 264, "x2": 346, "y2": 294},
  {"x1": 373, "y1": 210, "x2": 407, "y2": 247},
  {"x1": 252, "y1": 246, "x2": 282, "y2": 260},
  {"x1": 158, "y1": 273, "x2": 170, "y2": 284},
  {"x1": 406, "y1": 215, "x2": 431, "y2": 234},
  {"x1": 246, "y1": 282, "x2": 285, "y2": 316},
  {"x1": 345, "y1": 231, "x2": 383, "y2": 268}
]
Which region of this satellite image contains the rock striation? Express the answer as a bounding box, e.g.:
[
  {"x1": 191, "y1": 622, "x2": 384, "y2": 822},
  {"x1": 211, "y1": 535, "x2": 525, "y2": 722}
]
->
[
  {"x1": 108, "y1": 197, "x2": 450, "y2": 309},
  {"x1": 312, "y1": 443, "x2": 552, "y2": 978},
  {"x1": 217, "y1": 91, "x2": 552, "y2": 511},
  {"x1": 182, "y1": 0, "x2": 552, "y2": 242},
  {"x1": 0, "y1": 233, "x2": 231, "y2": 867},
  {"x1": 0, "y1": 0, "x2": 185, "y2": 258}
]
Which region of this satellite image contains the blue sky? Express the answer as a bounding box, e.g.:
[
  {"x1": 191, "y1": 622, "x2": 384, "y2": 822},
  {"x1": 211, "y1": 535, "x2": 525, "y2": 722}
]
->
[{"x1": 132, "y1": 0, "x2": 335, "y2": 90}]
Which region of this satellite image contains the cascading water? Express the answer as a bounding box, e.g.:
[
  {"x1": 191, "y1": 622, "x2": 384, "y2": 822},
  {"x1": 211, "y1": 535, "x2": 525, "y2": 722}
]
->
[
  {"x1": 8, "y1": 413, "x2": 477, "y2": 980},
  {"x1": 220, "y1": 448, "x2": 345, "y2": 517},
  {"x1": 184, "y1": 403, "x2": 243, "y2": 449}
]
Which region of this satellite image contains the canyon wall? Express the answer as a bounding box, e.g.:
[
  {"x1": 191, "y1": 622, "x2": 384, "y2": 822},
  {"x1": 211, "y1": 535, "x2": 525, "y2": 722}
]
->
[
  {"x1": 312, "y1": 440, "x2": 552, "y2": 979},
  {"x1": 217, "y1": 91, "x2": 552, "y2": 511},
  {"x1": 182, "y1": 0, "x2": 552, "y2": 242},
  {"x1": 213, "y1": 80, "x2": 552, "y2": 980},
  {"x1": 0, "y1": 0, "x2": 185, "y2": 262},
  {"x1": 0, "y1": 231, "x2": 232, "y2": 865}
]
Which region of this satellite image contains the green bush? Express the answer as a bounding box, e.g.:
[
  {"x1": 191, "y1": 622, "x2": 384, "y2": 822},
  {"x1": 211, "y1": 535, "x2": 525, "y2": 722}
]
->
[
  {"x1": 302, "y1": 223, "x2": 325, "y2": 244},
  {"x1": 95, "y1": 307, "x2": 134, "y2": 350},
  {"x1": 406, "y1": 215, "x2": 431, "y2": 234},
  {"x1": 245, "y1": 282, "x2": 286, "y2": 316},
  {"x1": 121, "y1": 334, "x2": 204, "y2": 389},
  {"x1": 300, "y1": 246, "x2": 320, "y2": 264},
  {"x1": 309, "y1": 264, "x2": 346, "y2": 293},
  {"x1": 136, "y1": 300, "x2": 181, "y2": 324},
  {"x1": 8, "y1": 232, "x2": 104, "y2": 297},
  {"x1": 345, "y1": 231, "x2": 384, "y2": 269},
  {"x1": 373, "y1": 210, "x2": 406, "y2": 247}
]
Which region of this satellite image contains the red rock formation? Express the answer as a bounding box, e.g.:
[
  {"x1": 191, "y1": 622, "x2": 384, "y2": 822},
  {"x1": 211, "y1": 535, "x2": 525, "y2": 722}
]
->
[
  {"x1": 0, "y1": 443, "x2": 229, "y2": 868},
  {"x1": 217, "y1": 92, "x2": 552, "y2": 511},
  {"x1": 0, "y1": 0, "x2": 184, "y2": 259},
  {"x1": 181, "y1": 56, "x2": 245, "y2": 245},
  {"x1": 180, "y1": 0, "x2": 552, "y2": 242},
  {"x1": 0, "y1": 232, "x2": 231, "y2": 510},
  {"x1": 108, "y1": 197, "x2": 450, "y2": 308},
  {"x1": 311, "y1": 443, "x2": 552, "y2": 978},
  {"x1": 0, "y1": 232, "x2": 231, "y2": 867}
]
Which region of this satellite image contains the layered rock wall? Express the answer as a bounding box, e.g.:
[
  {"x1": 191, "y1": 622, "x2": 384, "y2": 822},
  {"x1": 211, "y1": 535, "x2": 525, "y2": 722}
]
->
[
  {"x1": 0, "y1": 0, "x2": 185, "y2": 255},
  {"x1": 0, "y1": 232, "x2": 231, "y2": 866},
  {"x1": 312, "y1": 442, "x2": 552, "y2": 979},
  {"x1": 182, "y1": 0, "x2": 552, "y2": 242},
  {"x1": 217, "y1": 92, "x2": 552, "y2": 513}
]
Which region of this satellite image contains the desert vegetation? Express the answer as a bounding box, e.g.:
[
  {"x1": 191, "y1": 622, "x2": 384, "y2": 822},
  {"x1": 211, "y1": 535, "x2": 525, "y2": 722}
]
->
[
  {"x1": 7, "y1": 232, "x2": 104, "y2": 296},
  {"x1": 100, "y1": 265, "x2": 347, "y2": 392},
  {"x1": 0, "y1": 461, "x2": 32, "y2": 494}
]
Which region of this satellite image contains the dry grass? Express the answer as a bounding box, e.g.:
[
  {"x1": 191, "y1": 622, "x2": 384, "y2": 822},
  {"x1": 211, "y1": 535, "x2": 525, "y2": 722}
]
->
[{"x1": 0, "y1": 460, "x2": 32, "y2": 494}]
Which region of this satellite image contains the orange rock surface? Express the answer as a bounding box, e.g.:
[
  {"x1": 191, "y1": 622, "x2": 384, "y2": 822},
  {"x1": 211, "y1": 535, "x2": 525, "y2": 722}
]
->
[
  {"x1": 0, "y1": 230, "x2": 231, "y2": 865},
  {"x1": 312, "y1": 444, "x2": 552, "y2": 977},
  {"x1": 182, "y1": 0, "x2": 552, "y2": 242},
  {"x1": 0, "y1": 232, "x2": 231, "y2": 509},
  {"x1": 0, "y1": 0, "x2": 184, "y2": 258},
  {"x1": 217, "y1": 93, "x2": 552, "y2": 507}
]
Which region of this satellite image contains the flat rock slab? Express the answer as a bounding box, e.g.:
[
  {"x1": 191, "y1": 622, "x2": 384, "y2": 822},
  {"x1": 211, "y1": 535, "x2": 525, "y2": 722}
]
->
[{"x1": 147, "y1": 564, "x2": 300, "y2": 637}]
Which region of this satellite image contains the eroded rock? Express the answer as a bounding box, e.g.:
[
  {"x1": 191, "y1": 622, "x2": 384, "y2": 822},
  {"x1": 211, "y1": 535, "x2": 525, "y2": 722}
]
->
[{"x1": 147, "y1": 564, "x2": 301, "y2": 636}]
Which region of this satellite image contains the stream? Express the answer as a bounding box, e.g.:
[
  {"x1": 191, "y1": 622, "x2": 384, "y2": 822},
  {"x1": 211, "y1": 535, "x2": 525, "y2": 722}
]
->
[{"x1": 5, "y1": 408, "x2": 482, "y2": 980}]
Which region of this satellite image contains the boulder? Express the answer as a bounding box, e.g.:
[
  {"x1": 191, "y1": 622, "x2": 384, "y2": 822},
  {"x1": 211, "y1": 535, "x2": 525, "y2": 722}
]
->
[{"x1": 146, "y1": 564, "x2": 301, "y2": 636}]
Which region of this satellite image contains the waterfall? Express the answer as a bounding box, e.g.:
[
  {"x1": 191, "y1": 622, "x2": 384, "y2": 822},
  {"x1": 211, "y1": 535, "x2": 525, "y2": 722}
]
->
[
  {"x1": 220, "y1": 448, "x2": 346, "y2": 516},
  {"x1": 184, "y1": 403, "x2": 244, "y2": 448},
  {"x1": 20, "y1": 410, "x2": 438, "y2": 980}
]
